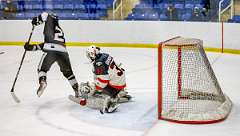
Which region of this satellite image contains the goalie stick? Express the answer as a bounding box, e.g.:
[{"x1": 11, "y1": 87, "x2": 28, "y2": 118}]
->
[
  {"x1": 68, "y1": 95, "x2": 82, "y2": 105},
  {"x1": 10, "y1": 26, "x2": 35, "y2": 103}
]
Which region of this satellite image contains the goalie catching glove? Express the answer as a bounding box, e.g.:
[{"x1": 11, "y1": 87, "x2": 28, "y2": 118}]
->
[{"x1": 79, "y1": 82, "x2": 96, "y2": 96}]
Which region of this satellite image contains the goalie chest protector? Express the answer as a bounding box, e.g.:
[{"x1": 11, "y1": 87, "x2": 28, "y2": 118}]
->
[{"x1": 93, "y1": 53, "x2": 112, "y2": 75}]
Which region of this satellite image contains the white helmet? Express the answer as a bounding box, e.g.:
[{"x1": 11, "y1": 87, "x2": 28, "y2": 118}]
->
[{"x1": 86, "y1": 45, "x2": 100, "y2": 62}]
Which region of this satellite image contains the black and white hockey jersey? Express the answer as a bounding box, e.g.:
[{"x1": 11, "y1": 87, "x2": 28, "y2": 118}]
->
[
  {"x1": 93, "y1": 53, "x2": 126, "y2": 90},
  {"x1": 34, "y1": 12, "x2": 67, "y2": 52}
]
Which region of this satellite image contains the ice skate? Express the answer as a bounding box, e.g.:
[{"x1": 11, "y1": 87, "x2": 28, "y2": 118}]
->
[
  {"x1": 100, "y1": 97, "x2": 120, "y2": 114},
  {"x1": 72, "y1": 83, "x2": 80, "y2": 98},
  {"x1": 107, "y1": 101, "x2": 120, "y2": 113},
  {"x1": 74, "y1": 89, "x2": 80, "y2": 98},
  {"x1": 118, "y1": 95, "x2": 132, "y2": 103},
  {"x1": 37, "y1": 81, "x2": 47, "y2": 97},
  {"x1": 118, "y1": 90, "x2": 132, "y2": 103}
]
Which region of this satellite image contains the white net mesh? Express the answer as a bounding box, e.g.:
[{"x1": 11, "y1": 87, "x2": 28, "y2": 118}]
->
[{"x1": 159, "y1": 37, "x2": 232, "y2": 123}]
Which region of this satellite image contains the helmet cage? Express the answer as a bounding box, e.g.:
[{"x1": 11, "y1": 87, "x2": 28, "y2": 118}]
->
[{"x1": 86, "y1": 45, "x2": 100, "y2": 62}]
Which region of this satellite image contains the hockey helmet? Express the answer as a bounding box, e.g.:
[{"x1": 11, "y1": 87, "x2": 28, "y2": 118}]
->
[{"x1": 86, "y1": 45, "x2": 100, "y2": 62}]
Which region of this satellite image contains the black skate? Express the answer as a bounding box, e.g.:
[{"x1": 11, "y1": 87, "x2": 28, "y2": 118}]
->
[
  {"x1": 118, "y1": 90, "x2": 132, "y2": 103},
  {"x1": 74, "y1": 89, "x2": 80, "y2": 98},
  {"x1": 72, "y1": 83, "x2": 80, "y2": 98},
  {"x1": 119, "y1": 94, "x2": 132, "y2": 103},
  {"x1": 37, "y1": 81, "x2": 47, "y2": 97}
]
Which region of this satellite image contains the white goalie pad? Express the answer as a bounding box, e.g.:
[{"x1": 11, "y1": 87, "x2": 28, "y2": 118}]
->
[
  {"x1": 86, "y1": 94, "x2": 108, "y2": 109},
  {"x1": 79, "y1": 82, "x2": 132, "y2": 104},
  {"x1": 68, "y1": 94, "x2": 109, "y2": 110}
]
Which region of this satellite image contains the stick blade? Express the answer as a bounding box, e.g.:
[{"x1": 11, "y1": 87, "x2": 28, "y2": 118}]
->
[{"x1": 11, "y1": 92, "x2": 21, "y2": 103}]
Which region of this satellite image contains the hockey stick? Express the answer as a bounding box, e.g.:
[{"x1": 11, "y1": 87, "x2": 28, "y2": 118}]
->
[{"x1": 10, "y1": 26, "x2": 35, "y2": 103}]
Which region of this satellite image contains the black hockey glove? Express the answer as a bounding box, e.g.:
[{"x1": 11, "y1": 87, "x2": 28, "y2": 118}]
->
[
  {"x1": 31, "y1": 17, "x2": 38, "y2": 26},
  {"x1": 24, "y1": 42, "x2": 34, "y2": 51}
]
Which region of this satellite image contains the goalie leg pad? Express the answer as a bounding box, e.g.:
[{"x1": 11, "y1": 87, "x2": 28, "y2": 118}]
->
[
  {"x1": 69, "y1": 92, "x2": 121, "y2": 113},
  {"x1": 68, "y1": 94, "x2": 108, "y2": 110},
  {"x1": 86, "y1": 94, "x2": 108, "y2": 109},
  {"x1": 100, "y1": 96, "x2": 120, "y2": 114}
]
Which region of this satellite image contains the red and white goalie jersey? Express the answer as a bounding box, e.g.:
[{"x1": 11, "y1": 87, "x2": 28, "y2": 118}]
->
[{"x1": 92, "y1": 53, "x2": 126, "y2": 91}]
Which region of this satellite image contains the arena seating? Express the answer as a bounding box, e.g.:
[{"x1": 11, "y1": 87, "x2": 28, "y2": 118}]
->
[
  {"x1": 220, "y1": 0, "x2": 231, "y2": 10},
  {"x1": 228, "y1": 15, "x2": 240, "y2": 23},
  {"x1": 1, "y1": 0, "x2": 238, "y2": 22},
  {"x1": 1, "y1": 0, "x2": 113, "y2": 20},
  {"x1": 126, "y1": 0, "x2": 220, "y2": 21}
]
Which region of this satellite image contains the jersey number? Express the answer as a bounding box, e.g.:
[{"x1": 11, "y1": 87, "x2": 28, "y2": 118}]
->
[
  {"x1": 54, "y1": 27, "x2": 65, "y2": 42},
  {"x1": 110, "y1": 61, "x2": 124, "y2": 76}
]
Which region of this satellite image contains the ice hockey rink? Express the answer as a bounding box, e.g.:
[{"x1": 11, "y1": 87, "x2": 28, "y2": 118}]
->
[{"x1": 0, "y1": 46, "x2": 240, "y2": 136}]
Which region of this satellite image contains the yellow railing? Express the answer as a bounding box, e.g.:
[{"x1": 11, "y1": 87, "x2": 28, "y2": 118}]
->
[
  {"x1": 113, "y1": 0, "x2": 123, "y2": 20},
  {"x1": 219, "y1": 0, "x2": 234, "y2": 22}
]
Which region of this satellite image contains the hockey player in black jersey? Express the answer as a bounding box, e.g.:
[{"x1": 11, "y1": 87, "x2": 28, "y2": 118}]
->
[{"x1": 24, "y1": 12, "x2": 80, "y2": 97}]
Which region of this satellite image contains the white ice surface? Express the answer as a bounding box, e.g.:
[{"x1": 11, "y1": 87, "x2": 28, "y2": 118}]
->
[
  {"x1": 0, "y1": 46, "x2": 239, "y2": 136},
  {"x1": 0, "y1": 46, "x2": 158, "y2": 136}
]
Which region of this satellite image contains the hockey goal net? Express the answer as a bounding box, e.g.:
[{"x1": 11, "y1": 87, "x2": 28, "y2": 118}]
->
[{"x1": 158, "y1": 37, "x2": 232, "y2": 124}]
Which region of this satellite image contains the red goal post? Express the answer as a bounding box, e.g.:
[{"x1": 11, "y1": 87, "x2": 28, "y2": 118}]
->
[{"x1": 158, "y1": 36, "x2": 232, "y2": 124}]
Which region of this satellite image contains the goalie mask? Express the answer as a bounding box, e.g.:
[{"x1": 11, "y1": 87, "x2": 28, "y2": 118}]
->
[{"x1": 86, "y1": 45, "x2": 100, "y2": 62}]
